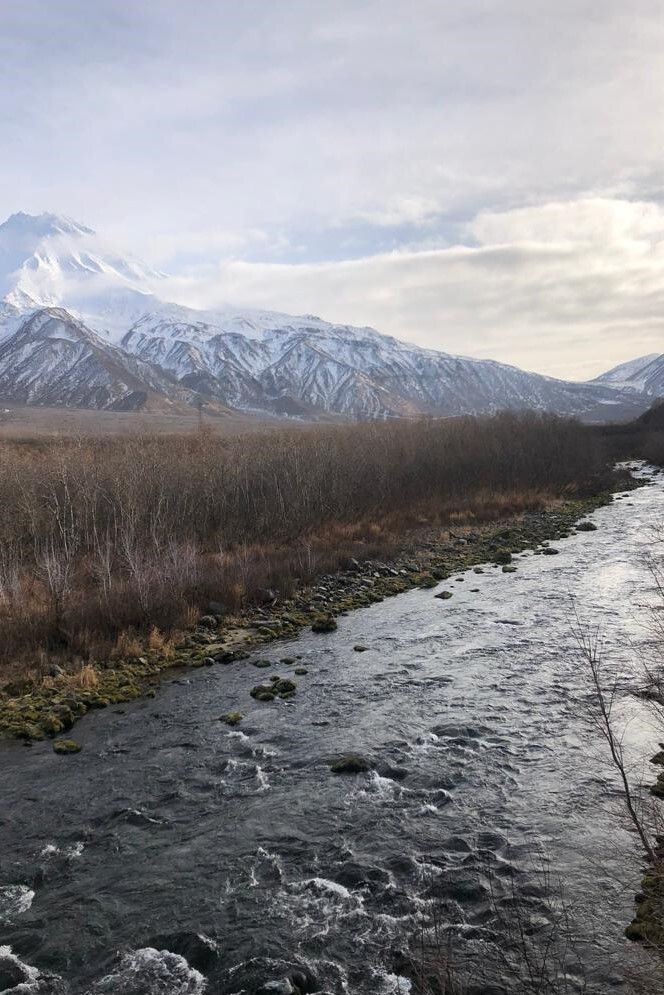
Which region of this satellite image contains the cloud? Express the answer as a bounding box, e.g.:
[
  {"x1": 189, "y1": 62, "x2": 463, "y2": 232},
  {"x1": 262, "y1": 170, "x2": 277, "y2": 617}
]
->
[
  {"x1": 159, "y1": 197, "x2": 664, "y2": 381},
  {"x1": 2, "y1": 3, "x2": 664, "y2": 378},
  {"x1": 468, "y1": 198, "x2": 664, "y2": 248},
  {"x1": 3, "y1": 1, "x2": 664, "y2": 242}
]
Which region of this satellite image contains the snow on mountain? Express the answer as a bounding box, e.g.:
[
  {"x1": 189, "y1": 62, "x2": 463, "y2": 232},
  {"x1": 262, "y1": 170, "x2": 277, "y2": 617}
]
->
[
  {"x1": 0, "y1": 210, "x2": 654, "y2": 421},
  {"x1": 0, "y1": 307, "x2": 226, "y2": 413},
  {"x1": 120, "y1": 305, "x2": 648, "y2": 420},
  {"x1": 0, "y1": 211, "x2": 162, "y2": 330},
  {"x1": 593, "y1": 353, "x2": 664, "y2": 394}
]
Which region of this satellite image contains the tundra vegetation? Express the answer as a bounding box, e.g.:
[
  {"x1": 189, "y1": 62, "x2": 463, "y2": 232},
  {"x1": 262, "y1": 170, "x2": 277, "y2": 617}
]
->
[
  {"x1": 0, "y1": 411, "x2": 621, "y2": 686},
  {"x1": 0, "y1": 411, "x2": 617, "y2": 685}
]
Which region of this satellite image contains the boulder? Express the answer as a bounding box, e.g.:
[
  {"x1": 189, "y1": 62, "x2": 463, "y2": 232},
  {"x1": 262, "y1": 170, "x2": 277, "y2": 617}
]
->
[
  {"x1": 220, "y1": 712, "x2": 244, "y2": 726},
  {"x1": 53, "y1": 738, "x2": 81, "y2": 755},
  {"x1": 197, "y1": 614, "x2": 218, "y2": 629},
  {"x1": 250, "y1": 686, "x2": 275, "y2": 702},
  {"x1": 272, "y1": 678, "x2": 297, "y2": 696},
  {"x1": 311, "y1": 615, "x2": 337, "y2": 633},
  {"x1": 330, "y1": 754, "x2": 372, "y2": 774}
]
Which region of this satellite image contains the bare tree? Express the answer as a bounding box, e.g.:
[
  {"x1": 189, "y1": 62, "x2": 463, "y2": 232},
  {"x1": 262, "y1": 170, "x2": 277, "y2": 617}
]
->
[{"x1": 575, "y1": 623, "x2": 656, "y2": 863}]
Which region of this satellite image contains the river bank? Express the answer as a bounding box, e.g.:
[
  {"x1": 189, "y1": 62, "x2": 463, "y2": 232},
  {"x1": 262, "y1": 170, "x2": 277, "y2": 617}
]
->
[
  {"x1": 1, "y1": 464, "x2": 662, "y2": 994},
  {"x1": 0, "y1": 472, "x2": 643, "y2": 744}
]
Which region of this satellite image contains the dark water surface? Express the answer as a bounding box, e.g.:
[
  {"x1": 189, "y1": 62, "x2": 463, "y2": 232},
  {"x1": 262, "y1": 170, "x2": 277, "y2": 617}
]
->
[{"x1": 2, "y1": 470, "x2": 663, "y2": 994}]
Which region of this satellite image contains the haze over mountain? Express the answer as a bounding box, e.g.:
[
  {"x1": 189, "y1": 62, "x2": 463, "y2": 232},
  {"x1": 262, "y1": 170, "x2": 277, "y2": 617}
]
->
[{"x1": 0, "y1": 211, "x2": 655, "y2": 421}]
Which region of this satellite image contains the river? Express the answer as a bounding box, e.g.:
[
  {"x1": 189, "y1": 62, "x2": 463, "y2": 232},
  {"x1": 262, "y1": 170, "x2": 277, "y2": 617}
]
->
[{"x1": 1, "y1": 468, "x2": 663, "y2": 994}]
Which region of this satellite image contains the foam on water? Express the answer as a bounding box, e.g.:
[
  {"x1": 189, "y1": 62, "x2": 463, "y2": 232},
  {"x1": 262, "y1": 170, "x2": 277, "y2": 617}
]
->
[
  {"x1": 302, "y1": 877, "x2": 353, "y2": 900},
  {"x1": 39, "y1": 842, "x2": 84, "y2": 860},
  {"x1": 0, "y1": 886, "x2": 34, "y2": 922},
  {"x1": 360, "y1": 771, "x2": 404, "y2": 799},
  {"x1": 88, "y1": 948, "x2": 206, "y2": 995},
  {"x1": 0, "y1": 945, "x2": 63, "y2": 994}
]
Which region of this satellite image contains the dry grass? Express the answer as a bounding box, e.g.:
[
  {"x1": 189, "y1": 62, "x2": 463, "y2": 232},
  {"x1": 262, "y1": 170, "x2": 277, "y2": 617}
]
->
[
  {"x1": 147, "y1": 626, "x2": 176, "y2": 659},
  {"x1": 0, "y1": 412, "x2": 613, "y2": 680},
  {"x1": 0, "y1": 403, "x2": 306, "y2": 438},
  {"x1": 111, "y1": 631, "x2": 144, "y2": 660},
  {"x1": 70, "y1": 664, "x2": 99, "y2": 689}
]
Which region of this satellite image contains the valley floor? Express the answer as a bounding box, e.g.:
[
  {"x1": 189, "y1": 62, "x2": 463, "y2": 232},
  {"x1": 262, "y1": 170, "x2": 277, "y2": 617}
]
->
[
  {"x1": 0, "y1": 403, "x2": 314, "y2": 437},
  {"x1": 0, "y1": 485, "x2": 630, "y2": 742},
  {"x1": 2, "y1": 465, "x2": 663, "y2": 995}
]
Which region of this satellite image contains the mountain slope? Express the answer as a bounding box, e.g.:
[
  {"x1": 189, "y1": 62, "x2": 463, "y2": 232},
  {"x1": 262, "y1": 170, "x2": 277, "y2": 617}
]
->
[
  {"x1": 594, "y1": 354, "x2": 664, "y2": 395},
  {"x1": 120, "y1": 304, "x2": 647, "y2": 420},
  {"x1": 0, "y1": 210, "x2": 654, "y2": 421},
  {"x1": 0, "y1": 308, "x2": 218, "y2": 412}
]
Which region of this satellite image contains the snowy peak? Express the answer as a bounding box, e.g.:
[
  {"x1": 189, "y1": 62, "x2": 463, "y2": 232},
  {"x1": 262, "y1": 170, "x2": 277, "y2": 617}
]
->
[
  {"x1": 0, "y1": 211, "x2": 95, "y2": 239},
  {"x1": 0, "y1": 210, "x2": 162, "y2": 319},
  {"x1": 0, "y1": 210, "x2": 657, "y2": 422}
]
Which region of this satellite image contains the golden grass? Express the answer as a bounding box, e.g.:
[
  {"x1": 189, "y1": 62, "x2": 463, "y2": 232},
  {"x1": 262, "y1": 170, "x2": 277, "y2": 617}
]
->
[
  {"x1": 112, "y1": 631, "x2": 143, "y2": 660},
  {"x1": 147, "y1": 625, "x2": 175, "y2": 659}
]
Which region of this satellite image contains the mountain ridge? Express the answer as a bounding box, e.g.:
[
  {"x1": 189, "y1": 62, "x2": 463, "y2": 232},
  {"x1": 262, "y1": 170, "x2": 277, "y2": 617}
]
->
[{"x1": 0, "y1": 211, "x2": 656, "y2": 422}]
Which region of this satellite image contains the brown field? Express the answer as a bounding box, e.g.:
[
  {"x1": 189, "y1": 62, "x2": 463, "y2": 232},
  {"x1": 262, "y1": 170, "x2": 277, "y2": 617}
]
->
[
  {"x1": 0, "y1": 403, "x2": 321, "y2": 438},
  {"x1": 0, "y1": 411, "x2": 616, "y2": 681}
]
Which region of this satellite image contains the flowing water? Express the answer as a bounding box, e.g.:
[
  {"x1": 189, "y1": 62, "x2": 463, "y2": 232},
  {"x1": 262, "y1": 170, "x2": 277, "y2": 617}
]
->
[{"x1": 2, "y1": 469, "x2": 664, "y2": 994}]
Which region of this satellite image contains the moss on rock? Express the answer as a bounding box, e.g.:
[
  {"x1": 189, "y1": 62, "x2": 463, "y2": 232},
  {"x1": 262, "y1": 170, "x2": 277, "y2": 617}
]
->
[
  {"x1": 53, "y1": 738, "x2": 81, "y2": 755},
  {"x1": 311, "y1": 614, "x2": 337, "y2": 633},
  {"x1": 220, "y1": 711, "x2": 244, "y2": 726}
]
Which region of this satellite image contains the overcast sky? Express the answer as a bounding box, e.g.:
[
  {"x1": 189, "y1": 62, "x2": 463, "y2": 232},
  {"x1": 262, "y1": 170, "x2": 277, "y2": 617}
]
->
[{"x1": 2, "y1": 0, "x2": 664, "y2": 378}]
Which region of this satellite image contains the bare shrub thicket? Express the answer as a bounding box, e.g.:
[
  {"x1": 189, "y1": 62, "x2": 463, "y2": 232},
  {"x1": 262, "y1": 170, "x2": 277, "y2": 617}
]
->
[
  {"x1": 0, "y1": 412, "x2": 609, "y2": 676},
  {"x1": 409, "y1": 851, "x2": 602, "y2": 995},
  {"x1": 575, "y1": 549, "x2": 664, "y2": 973}
]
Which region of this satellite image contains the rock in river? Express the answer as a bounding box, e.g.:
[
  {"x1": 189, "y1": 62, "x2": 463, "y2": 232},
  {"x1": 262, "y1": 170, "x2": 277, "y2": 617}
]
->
[
  {"x1": 53, "y1": 739, "x2": 81, "y2": 755},
  {"x1": 220, "y1": 712, "x2": 244, "y2": 726},
  {"x1": 330, "y1": 754, "x2": 372, "y2": 774},
  {"x1": 311, "y1": 614, "x2": 337, "y2": 633}
]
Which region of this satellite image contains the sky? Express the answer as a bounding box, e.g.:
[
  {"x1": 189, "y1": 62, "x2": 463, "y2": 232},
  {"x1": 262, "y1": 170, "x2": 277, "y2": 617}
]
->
[{"x1": 2, "y1": 0, "x2": 664, "y2": 379}]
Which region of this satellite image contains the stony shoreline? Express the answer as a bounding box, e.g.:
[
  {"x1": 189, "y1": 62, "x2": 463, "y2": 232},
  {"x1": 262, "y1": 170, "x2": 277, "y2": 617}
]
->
[{"x1": 0, "y1": 484, "x2": 635, "y2": 744}]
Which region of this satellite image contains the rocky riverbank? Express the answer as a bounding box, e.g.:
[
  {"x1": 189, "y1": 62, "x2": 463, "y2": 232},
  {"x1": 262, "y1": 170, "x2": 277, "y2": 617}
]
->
[{"x1": 0, "y1": 482, "x2": 640, "y2": 745}]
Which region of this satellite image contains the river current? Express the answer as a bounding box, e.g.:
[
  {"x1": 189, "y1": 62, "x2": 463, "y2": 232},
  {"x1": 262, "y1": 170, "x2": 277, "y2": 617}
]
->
[{"x1": 1, "y1": 468, "x2": 663, "y2": 994}]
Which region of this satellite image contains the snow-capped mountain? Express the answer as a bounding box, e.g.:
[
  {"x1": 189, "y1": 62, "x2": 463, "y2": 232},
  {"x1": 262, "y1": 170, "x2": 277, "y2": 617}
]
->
[
  {"x1": 0, "y1": 211, "x2": 654, "y2": 421},
  {"x1": 594, "y1": 354, "x2": 664, "y2": 396},
  {"x1": 0, "y1": 307, "x2": 223, "y2": 413},
  {"x1": 119, "y1": 303, "x2": 646, "y2": 420}
]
